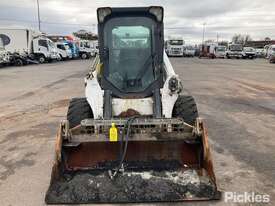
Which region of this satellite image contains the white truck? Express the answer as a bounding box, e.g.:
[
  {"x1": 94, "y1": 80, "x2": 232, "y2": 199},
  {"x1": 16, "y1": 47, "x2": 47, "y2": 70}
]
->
[
  {"x1": 225, "y1": 44, "x2": 243, "y2": 59},
  {"x1": 183, "y1": 45, "x2": 195, "y2": 57},
  {"x1": 0, "y1": 36, "x2": 10, "y2": 66},
  {"x1": 78, "y1": 40, "x2": 95, "y2": 59},
  {"x1": 215, "y1": 45, "x2": 227, "y2": 58},
  {"x1": 55, "y1": 42, "x2": 72, "y2": 60},
  {"x1": 242, "y1": 47, "x2": 256, "y2": 59},
  {"x1": 165, "y1": 36, "x2": 184, "y2": 57},
  {"x1": 0, "y1": 28, "x2": 58, "y2": 65}
]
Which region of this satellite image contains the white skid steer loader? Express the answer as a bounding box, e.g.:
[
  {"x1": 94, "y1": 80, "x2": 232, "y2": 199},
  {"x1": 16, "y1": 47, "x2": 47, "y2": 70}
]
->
[{"x1": 45, "y1": 6, "x2": 221, "y2": 204}]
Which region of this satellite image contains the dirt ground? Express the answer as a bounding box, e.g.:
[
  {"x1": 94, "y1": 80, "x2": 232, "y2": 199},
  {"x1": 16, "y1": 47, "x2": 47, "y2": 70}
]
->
[{"x1": 0, "y1": 58, "x2": 274, "y2": 206}]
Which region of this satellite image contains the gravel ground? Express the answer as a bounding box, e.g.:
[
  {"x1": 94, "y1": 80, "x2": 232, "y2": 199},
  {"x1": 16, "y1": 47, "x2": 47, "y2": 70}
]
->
[{"x1": 0, "y1": 58, "x2": 274, "y2": 206}]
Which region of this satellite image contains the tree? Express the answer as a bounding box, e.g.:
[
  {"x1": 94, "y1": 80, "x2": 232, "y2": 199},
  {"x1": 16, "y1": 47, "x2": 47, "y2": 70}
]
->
[{"x1": 232, "y1": 34, "x2": 252, "y2": 45}]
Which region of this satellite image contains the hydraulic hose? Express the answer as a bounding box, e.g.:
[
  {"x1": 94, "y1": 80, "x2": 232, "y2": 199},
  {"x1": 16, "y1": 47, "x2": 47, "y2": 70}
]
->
[{"x1": 109, "y1": 116, "x2": 138, "y2": 179}]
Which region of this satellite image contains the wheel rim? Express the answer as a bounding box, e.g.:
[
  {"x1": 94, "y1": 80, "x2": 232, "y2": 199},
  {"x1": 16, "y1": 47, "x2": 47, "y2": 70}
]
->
[
  {"x1": 82, "y1": 54, "x2": 87, "y2": 59},
  {"x1": 39, "y1": 57, "x2": 45, "y2": 63},
  {"x1": 16, "y1": 59, "x2": 23, "y2": 66}
]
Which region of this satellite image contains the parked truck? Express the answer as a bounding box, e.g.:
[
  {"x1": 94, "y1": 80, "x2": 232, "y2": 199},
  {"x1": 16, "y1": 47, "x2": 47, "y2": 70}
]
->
[
  {"x1": 55, "y1": 42, "x2": 72, "y2": 60},
  {"x1": 165, "y1": 35, "x2": 184, "y2": 57},
  {"x1": 242, "y1": 47, "x2": 256, "y2": 59},
  {"x1": 215, "y1": 45, "x2": 227, "y2": 58},
  {"x1": 78, "y1": 40, "x2": 95, "y2": 59},
  {"x1": 64, "y1": 40, "x2": 79, "y2": 59},
  {"x1": 183, "y1": 45, "x2": 195, "y2": 57},
  {"x1": 0, "y1": 28, "x2": 59, "y2": 65},
  {"x1": 225, "y1": 43, "x2": 243, "y2": 59}
]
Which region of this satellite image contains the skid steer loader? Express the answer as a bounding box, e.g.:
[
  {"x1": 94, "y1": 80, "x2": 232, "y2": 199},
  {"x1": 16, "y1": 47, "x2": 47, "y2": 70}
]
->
[{"x1": 45, "y1": 6, "x2": 221, "y2": 204}]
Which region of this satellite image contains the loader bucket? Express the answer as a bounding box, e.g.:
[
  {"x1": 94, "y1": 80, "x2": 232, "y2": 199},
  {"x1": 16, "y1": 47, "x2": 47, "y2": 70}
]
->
[{"x1": 45, "y1": 118, "x2": 221, "y2": 204}]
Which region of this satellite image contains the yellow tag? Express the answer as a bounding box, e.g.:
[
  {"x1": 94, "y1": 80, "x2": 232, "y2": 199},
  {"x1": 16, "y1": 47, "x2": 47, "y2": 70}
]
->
[
  {"x1": 109, "y1": 123, "x2": 118, "y2": 142},
  {"x1": 96, "y1": 63, "x2": 103, "y2": 74}
]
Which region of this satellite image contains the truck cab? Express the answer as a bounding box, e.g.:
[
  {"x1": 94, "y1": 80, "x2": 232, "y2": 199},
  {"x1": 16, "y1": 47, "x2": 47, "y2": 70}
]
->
[
  {"x1": 226, "y1": 44, "x2": 243, "y2": 59},
  {"x1": 166, "y1": 36, "x2": 184, "y2": 57},
  {"x1": 215, "y1": 45, "x2": 226, "y2": 58},
  {"x1": 64, "y1": 41, "x2": 79, "y2": 59},
  {"x1": 33, "y1": 37, "x2": 59, "y2": 63},
  {"x1": 78, "y1": 40, "x2": 94, "y2": 59},
  {"x1": 183, "y1": 45, "x2": 195, "y2": 57},
  {"x1": 243, "y1": 47, "x2": 256, "y2": 59},
  {"x1": 55, "y1": 42, "x2": 72, "y2": 60}
]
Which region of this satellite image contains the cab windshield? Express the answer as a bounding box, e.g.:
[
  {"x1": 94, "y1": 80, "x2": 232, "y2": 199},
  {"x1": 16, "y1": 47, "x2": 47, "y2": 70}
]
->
[
  {"x1": 169, "y1": 40, "x2": 183, "y2": 45},
  {"x1": 244, "y1": 47, "x2": 255, "y2": 52},
  {"x1": 229, "y1": 44, "x2": 243, "y2": 51},
  {"x1": 185, "y1": 46, "x2": 194, "y2": 50},
  {"x1": 217, "y1": 46, "x2": 226, "y2": 52},
  {"x1": 64, "y1": 44, "x2": 70, "y2": 50},
  {"x1": 104, "y1": 16, "x2": 156, "y2": 93}
]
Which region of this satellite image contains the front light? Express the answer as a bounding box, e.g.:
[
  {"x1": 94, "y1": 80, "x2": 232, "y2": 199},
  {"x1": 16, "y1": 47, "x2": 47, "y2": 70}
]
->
[
  {"x1": 149, "y1": 6, "x2": 164, "y2": 22},
  {"x1": 97, "y1": 7, "x2": 112, "y2": 23},
  {"x1": 168, "y1": 77, "x2": 179, "y2": 92}
]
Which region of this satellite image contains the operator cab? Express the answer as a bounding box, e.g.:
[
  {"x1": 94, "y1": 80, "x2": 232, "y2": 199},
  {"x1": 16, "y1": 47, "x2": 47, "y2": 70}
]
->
[{"x1": 97, "y1": 7, "x2": 164, "y2": 98}]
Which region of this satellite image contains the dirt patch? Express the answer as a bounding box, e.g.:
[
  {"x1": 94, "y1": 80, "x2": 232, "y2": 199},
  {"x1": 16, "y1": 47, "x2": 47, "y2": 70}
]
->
[
  {"x1": 235, "y1": 79, "x2": 275, "y2": 98},
  {"x1": 43, "y1": 71, "x2": 87, "y2": 89},
  {"x1": 45, "y1": 169, "x2": 218, "y2": 204},
  {"x1": 0, "y1": 152, "x2": 36, "y2": 181},
  {"x1": 2, "y1": 122, "x2": 58, "y2": 144},
  {"x1": 49, "y1": 99, "x2": 69, "y2": 109}
]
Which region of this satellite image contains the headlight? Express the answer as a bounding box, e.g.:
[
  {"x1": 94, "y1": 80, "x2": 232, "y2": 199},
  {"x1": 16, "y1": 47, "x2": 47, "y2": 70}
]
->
[
  {"x1": 97, "y1": 7, "x2": 112, "y2": 23},
  {"x1": 168, "y1": 77, "x2": 179, "y2": 92},
  {"x1": 149, "y1": 6, "x2": 164, "y2": 22}
]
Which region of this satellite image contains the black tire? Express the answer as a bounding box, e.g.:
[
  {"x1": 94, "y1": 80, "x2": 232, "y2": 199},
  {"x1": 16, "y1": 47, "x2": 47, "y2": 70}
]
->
[
  {"x1": 172, "y1": 95, "x2": 199, "y2": 125},
  {"x1": 38, "y1": 55, "x2": 46, "y2": 64},
  {"x1": 15, "y1": 58, "x2": 23, "y2": 66},
  {"x1": 81, "y1": 53, "x2": 87, "y2": 59},
  {"x1": 67, "y1": 98, "x2": 93, "y2": 128}
]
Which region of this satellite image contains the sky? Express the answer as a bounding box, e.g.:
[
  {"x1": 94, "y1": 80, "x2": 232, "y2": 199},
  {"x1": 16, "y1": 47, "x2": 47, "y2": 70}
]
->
[{"x1": 0, "y1": 0, "x2": 275, "y2": 44}]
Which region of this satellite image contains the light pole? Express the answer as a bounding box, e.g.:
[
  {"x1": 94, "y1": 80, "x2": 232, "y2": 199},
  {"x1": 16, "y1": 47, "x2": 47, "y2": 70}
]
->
[
  {"x1": 37, "y1": 0, "x2": 41, "y2": 31},
  {"x1": 202, "y1": 22, "x2": 206, "y2": 44}
]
